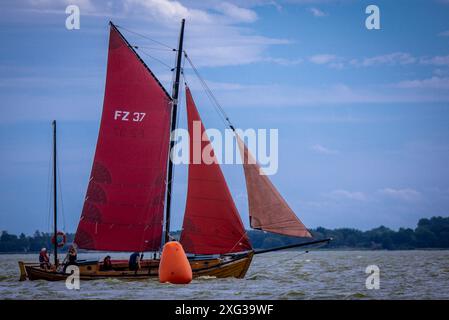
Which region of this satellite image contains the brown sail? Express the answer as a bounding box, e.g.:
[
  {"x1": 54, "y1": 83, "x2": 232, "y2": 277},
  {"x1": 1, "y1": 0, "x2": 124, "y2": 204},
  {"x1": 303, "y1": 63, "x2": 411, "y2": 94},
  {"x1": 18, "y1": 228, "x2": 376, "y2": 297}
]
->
[{"x1": 236, "y1": 135, "x2": 312, "y2": 238}]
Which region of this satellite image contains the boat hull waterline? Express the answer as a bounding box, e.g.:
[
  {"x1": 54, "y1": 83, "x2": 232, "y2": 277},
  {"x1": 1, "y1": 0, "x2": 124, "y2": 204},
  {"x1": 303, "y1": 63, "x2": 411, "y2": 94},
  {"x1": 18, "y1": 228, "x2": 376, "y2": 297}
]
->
[{"x1": 18, "y1": 251, "x2": 254, "y2": 281}]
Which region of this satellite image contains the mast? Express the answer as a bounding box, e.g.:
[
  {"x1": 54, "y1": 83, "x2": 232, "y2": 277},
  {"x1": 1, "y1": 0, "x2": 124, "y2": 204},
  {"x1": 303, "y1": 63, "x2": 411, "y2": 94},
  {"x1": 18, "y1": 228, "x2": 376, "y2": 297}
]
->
[
  {"x1": 164, "y1": 19, "x2": 185, "y2": 244},
  {"x1": 52, "y1": 120, "x2": 58, "y2": 266}
]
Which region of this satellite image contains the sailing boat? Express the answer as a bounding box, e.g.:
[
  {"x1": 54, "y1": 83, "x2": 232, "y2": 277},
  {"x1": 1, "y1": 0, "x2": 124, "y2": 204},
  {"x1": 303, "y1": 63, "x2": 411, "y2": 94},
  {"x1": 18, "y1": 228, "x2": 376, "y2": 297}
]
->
[{"x1": 18, "y1": 20, "x2": 329, "y2": 281}]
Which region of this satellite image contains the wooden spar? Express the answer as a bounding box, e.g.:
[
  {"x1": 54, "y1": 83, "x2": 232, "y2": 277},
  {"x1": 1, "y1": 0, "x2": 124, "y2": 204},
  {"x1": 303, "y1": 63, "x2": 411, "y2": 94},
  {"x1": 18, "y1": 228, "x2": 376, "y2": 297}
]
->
[
  {"x1": 253, "y1": 238, "x2": 332, "y2": 255},
  {"x1": 52, "y1": 120, "x2": 58, "y2": 266},
  {"x1": 164, "y1": 19, "x2": 185, "y2": 244}
]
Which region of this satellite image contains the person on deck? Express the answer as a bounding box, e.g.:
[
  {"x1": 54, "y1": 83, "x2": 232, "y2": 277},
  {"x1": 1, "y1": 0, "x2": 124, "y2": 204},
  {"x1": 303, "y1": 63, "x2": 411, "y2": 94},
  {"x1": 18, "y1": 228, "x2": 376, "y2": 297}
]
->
[
  {"x1": 63, "y1": 245, "x2": 78, "y2": 272},
  {"x1": 101, "y1": 255, "x2": 113, "y2": 271},
  {"x1": 39, "y1": 248, "x2": 51, "y2": 270},
  {"x1": 129, "y1": 252, "x2": 141, "y2": 272}
]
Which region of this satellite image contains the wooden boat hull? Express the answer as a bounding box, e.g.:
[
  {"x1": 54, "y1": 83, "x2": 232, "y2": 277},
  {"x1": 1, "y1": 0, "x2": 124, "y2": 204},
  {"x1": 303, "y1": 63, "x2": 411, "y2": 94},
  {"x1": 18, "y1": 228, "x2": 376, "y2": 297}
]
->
[{"x1": 18, "y1": 251, "x2": 253, "y2": 281}]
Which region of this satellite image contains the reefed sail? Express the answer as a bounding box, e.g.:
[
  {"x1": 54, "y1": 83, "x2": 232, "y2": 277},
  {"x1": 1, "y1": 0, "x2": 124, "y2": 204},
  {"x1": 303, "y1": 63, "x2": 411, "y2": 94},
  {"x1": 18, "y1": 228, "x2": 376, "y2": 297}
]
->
[
  {"x1": 74, "y1": 24, "x2": 172, "y2": 252},
  {"x1": 180, "y1": 88, "x2": 252, "y2": 255},
  {"x1": 236, "y1": 135, "x2": 312, "y2": 238}
]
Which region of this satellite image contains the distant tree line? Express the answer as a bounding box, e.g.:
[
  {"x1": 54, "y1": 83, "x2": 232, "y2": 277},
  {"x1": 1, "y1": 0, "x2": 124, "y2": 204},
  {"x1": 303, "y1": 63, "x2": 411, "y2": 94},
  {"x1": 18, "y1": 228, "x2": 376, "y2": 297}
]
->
[
  {"x1": 0, "y1": 231, "x2": 75, "y2": 253},
  {"x1": 249, "y1": 216, "x2": 449, "y2": 250},
  {"x1": 1, "y1": 216, "x2": 448, "y2": 253}
]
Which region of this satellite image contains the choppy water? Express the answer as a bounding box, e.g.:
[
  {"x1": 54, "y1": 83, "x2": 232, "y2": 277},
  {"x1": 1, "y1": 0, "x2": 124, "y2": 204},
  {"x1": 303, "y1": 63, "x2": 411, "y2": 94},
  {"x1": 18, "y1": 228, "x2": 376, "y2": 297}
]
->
[{"x1": 1, "y1": 251, "x2": 448, "y2": 299}]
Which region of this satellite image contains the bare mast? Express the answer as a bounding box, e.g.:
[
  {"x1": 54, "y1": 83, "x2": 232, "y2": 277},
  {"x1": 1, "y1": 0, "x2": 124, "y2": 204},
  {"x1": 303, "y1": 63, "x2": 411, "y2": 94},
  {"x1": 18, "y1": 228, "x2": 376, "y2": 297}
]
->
[{"x1": 164, "y1": 19, "x2": 185, "y2": 244}]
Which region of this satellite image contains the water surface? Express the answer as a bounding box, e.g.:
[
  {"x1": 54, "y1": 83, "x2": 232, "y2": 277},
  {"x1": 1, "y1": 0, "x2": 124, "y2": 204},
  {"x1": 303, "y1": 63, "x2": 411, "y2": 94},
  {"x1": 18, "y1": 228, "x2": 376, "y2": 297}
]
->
[{"x1": 1, "y1": 250, "x2": 448, "y2": 299}]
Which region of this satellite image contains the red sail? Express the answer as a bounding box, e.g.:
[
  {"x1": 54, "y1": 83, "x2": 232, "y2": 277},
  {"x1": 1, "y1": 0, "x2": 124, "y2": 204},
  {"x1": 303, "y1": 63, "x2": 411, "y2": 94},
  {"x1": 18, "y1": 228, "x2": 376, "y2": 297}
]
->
[
  {"x1": 236, "y1": 135, "x2": 312, "y2": 238},
  {"x1": 180, "y1": 88, "x2": 252, "y2": 254},
  {"x1": 74, "y1": 24, "x2": 172, "y2": 252}
]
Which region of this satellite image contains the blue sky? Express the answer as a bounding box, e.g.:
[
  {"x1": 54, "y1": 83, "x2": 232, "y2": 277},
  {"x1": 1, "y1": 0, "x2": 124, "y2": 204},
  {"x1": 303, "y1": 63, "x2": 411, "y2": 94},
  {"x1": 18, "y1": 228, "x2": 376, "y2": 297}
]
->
[{"x1": 1, "y1": 0, "x2": 449, "y2": 235}]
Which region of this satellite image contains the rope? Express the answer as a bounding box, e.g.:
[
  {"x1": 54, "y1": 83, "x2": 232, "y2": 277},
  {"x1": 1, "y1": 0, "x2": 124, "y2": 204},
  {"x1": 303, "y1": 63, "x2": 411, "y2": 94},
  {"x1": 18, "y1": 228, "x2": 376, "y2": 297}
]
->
[
  {"x1": 132, "y1": 45, "x2": 176, "y2": 52},
  {"x1": 137, "y1": 49, "x2": 173, "y2": 70},
  {"x1": 115, "y1": 25, "x2": 174, "y2": 50},
  {"x1": 183, "y1": 52, "x2": 235, "y2": 130},
  {"x1": 225, "y1": 232, "x2": 250, "y2": 255}
]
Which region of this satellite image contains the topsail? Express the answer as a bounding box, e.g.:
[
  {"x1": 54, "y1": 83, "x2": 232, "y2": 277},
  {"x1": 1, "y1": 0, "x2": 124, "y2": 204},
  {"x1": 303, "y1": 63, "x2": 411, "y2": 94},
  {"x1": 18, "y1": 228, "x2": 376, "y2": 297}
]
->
[{"x1": 236, "y1": 135, "x2": 312, "y2": 238}]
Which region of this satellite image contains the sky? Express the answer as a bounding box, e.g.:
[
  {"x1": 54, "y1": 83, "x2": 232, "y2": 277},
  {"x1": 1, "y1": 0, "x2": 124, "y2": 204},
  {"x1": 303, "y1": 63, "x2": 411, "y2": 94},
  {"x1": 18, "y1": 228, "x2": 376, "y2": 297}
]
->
[{"x1": 0, "y1": 0, "x2": 449, "y2": 235}]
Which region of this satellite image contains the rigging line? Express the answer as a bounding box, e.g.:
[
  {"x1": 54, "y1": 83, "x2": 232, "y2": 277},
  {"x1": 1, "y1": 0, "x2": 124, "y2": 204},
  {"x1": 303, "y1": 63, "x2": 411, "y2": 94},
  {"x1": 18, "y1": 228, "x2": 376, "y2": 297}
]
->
[
  {"x1": 182, "y1": 64, "x2": 229, "y2": 129},
  {"x1": 137, "y1": 49, "x2": 173, "y2": 70},
  {"x1": 183, "y1": 56, "x2": 228, "y2": 126},
  {"x1": 132, "y1": 45, "x2": 176, "y2": 52},
  {"x1": 184, "y1": 53, "x2": 224, "y2": 114},
  {"x1": 184, "y1": 52, "x2": 234, "y2": 130},
  {"x1": 225, "y1": 232, "x2": 250, "y2": 255},
  {"x1": 115, "y1": 25, "x2": 174, "y2": 50}
]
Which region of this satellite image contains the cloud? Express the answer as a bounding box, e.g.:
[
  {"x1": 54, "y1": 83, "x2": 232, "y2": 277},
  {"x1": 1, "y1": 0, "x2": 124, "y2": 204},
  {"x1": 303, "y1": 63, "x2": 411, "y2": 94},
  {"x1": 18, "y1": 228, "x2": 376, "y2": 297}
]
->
[
  {"x1": 28, "y1": 0, "x2": 96, "y2": 12},
  {"x1": 352, "y1": 52, "x2": 416, "y2": 67},
  {"x1": 420, "y1": 55, "x2": 449, "y2": 66},
  {"x1": 121, "y1": 1, "x2": 293, "y2": 68},
  {"x1": 311, "y1": 144, "x2": 338, "y2": 155},
  {"x1": 123, "y1": 0, "x2": 260, "y2": 24},
  {"x1": 394, "y1": 77, "x2": 449, "y2": 90},
  {"x1": 17, "y1": 0, "x2": 293, "y2": 68},
  {"x1": 262, "y1": 57, "x2": 303, "y2": 66},
  {"x1": 216, "y1": 2, "x2": 258, "y2": 23},
  {"x1": 308, "y1": 54, "x2": 344, "y2": 69},
  {"x1": 308, "y1": 7, "x2": 327, "y2": 17},
  {"x1": 309, "y1": 54, "x2": 337, "y2": 64},
  {"x1": 438, "y1": 30, "x2": 449, "y2": 37},
  {"x1": 286, "y1": 0, "x2": 344, "y2": 3},
  {"x1": 184, "y1": 35, "x2": 291, "y2": 67},
  {"x1": 308, "y1": 52, "x2": 449, "y2": 69},
  {"x1": 267, "y1": 1, "x2": 283, "y2": 11},
  {"x1": 124, "y1": 0, "x2": 212, "y2": 23},
  {"x1": 182, "y1": 77, "x2": 435, "y2": 108},
  {"x1": 195, "y1": 81, "x2": 449, "y2": 110},
  {"x1": 4, "y1": 73, "x2": 449, "y2": 125},
  {"x1": 379, "y1": 188, "x2": 422, "y2": 202},
  {"x1": 328, "y1": 190, "x2": 368, "y2": 201},
  {"x1": 433, "y1": 68, "x2": 449, "y2": 76}
]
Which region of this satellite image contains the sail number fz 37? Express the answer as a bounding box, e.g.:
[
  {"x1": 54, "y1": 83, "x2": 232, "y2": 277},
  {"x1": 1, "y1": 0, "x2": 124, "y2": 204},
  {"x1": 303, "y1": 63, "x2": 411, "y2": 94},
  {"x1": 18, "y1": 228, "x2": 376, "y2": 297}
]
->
[{"x1": 114, "y1": 110, "x2": 146, "y2": 122}]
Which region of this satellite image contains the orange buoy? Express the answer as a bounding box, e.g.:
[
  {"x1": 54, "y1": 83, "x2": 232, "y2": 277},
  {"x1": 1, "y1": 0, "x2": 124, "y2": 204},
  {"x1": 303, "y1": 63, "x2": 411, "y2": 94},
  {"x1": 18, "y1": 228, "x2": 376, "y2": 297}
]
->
[{"x1": 159, "y1": 241, "x2": 192, "y2": 284}]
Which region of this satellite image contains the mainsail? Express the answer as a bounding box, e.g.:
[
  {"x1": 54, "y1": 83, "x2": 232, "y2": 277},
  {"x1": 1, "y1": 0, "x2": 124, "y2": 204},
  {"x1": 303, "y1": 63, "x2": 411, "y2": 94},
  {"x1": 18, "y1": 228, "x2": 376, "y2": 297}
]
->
[
  {"x1": 180, "y1": 88, "x2": 252, "y2": 254},
  {"x1": 236, "y1": 135, "x2": 312, "y2": 238},
  {"x1": 74, "y1": 24, "x2": 172, "y2": 252}
]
